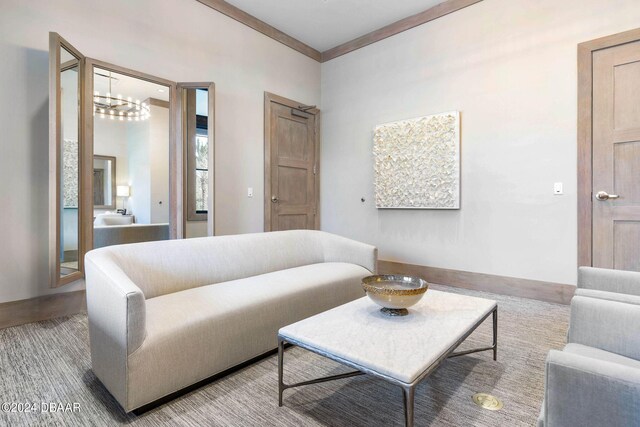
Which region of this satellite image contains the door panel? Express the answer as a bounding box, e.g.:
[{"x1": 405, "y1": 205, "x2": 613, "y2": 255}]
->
[
  {"x1": 278, "y1": 117, "x2": 309, "y2": 161},
  {"x1": 592, "y1": 40, "x2": 640, "y2": 271},
  {"x1": 614, "y1": 222, "x2": 640, "y2": 271},
  {"x1": 278, "y1": 166, "x2": 308, "y2": 205},
  {"x1": 278, "y1": 214, "x2": 308, "y2": 231},
  {"x1": 266, "y1": 98, "x2": 317, "y2": 231},
  {"x1": 614, "y1": 142, "x2": 640, "y2": 204},
  {"x1": 614, "y1": 62, "x2": 640, "y2": 130}
]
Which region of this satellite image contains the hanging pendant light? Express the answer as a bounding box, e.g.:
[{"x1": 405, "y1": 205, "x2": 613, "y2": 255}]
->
[{"x1": 93, "y1": 71, "x2": 151, "y2": 121}]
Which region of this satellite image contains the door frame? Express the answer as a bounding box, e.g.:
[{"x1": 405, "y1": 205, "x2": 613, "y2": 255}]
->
[
  {"x1": 263, "y1": 92, "x2": 320, "y2": 231},
  {"x1": 178, "y1": 82, "x2": 216, "y2": 237},
  {"x1": 577, "y1": 28, "x2": 640, "y2": 267},
  {"x1": 49, "y1": 32, "x2": 86, "y2": 287}
]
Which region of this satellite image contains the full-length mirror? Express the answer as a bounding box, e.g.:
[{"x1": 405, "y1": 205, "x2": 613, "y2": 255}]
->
[
  {"x1": 90, "y1": 65, "x2": 173, "y2": 249},
  {"x1": 181, "y1": 83, "x2": 215, "y2": 238},
  {"x1": 49, "y1": 33, "x2": 85, "y2": 286}
]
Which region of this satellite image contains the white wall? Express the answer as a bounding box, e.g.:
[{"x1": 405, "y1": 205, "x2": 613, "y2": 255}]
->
[
  {"x1": 0, "y1": 0, "x2": 320, "y2": 303},
  {"x1": 149, "y1": 105, "x2": 170, "y2": 224},
  {"x1": 320, "y1": 0, "x2": 640, "y2": 286},
  {"x1": 127, "y1": 117, "x2": 151, "y2": 223}
]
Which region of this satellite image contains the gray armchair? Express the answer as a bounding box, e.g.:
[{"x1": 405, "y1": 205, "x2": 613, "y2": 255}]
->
[
  {"x1": 576, "y1": 266, "x2": 640, "y2": 305},
  {"x1": 538, "y1": 295, "x2": 640, "y2": 427}
]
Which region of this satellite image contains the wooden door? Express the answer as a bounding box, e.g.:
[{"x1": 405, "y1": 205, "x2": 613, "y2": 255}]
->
[
  {"x1": 265, "y1": 94, "x2": 319, "y2": 231},
  {"x1": 592, "y1": 40, "x2": 640, "y2": 271}
]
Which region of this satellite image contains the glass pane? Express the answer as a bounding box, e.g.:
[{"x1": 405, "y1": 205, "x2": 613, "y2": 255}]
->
[
  {"x1": 195, "y1": 135, "x2": 208, "y2": 169},
  {"x1": 60, "y1": 46, "x2": 80, "y2": 275},
  {"x1": 185, "y1": 87, "x2": 210, "y2": 238},
  {"x1": 92, "y1": 67, "x2": 171, "y2": 248},
  {"x1": 195, "y1": 170, "x2": 208, "y2": 212}
]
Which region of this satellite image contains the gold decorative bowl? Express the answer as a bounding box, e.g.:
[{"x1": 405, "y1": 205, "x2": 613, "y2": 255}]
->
[{"x1": 362, "y1": 275, "x2": 429, "y2": 316}]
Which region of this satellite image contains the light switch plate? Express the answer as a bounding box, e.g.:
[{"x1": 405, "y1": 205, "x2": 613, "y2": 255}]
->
[
  {"x1": 554, "y1": 182, "x2": 563, "y2": 195},
  {"x1": 248, "y1": 187, "x2": 253, "y2": 198}
]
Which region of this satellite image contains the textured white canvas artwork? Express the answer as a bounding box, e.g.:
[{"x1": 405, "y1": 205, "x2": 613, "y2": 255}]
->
[
  {"x1": 63, "y1": 138, "x2": 79, "y2": 208},
  {"x1": 373, "y1": 111, "x2": 460, "y2": 209}
]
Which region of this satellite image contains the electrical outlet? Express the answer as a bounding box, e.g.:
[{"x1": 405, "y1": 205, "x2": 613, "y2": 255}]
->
[{"x1": 248, "y1": 187, "x2": 253, "y2": 198}]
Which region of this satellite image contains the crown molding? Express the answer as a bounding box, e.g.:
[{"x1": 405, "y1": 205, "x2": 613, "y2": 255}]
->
[
  {"x1": 321, "y1": 0, "x2": 483, "y2": 62},
  {"x1": 196, "y1": 0, "x2": 483, "y2": 63},
  {"x1": 196, "y1": 0, "x2": 322, "y2": 62}
]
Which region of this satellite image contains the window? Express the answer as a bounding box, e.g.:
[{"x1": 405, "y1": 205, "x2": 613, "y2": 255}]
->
[
  {"x1": 186, "y1": 88, "x2": 210, "y2": 222},
  {"x1": 194, "y1": 125, "x2": 208, "y2": 214}
]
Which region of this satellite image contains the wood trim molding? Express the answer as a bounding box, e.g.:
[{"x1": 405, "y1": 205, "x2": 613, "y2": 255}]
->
[
  {"x1": 196, "y1": 0, "x2": 321, "y2": 62},
  {"x1": 0, "y1": 291, "x2": 87, "y2": 330},
  {"x1": 577, "y1": 28, "x2": 640, "y2": 268},
  {"x1": 378, "y1": 260, "x2": 575, "y2": 305},
  {"x1": 321, "y1": 0, "x2": 483, "y2": 62},
  {"x1": 195, "y1": 0, "x2": 481, "y2": 63}
]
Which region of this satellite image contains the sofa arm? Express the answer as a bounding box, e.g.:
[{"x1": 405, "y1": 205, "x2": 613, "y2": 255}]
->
[
  {"x1": 319, "y1": 232, "x2": 378, "y2": 273},
  {"x1": 84, "y1": 250, "x2": 146, "y2": 410},
  {"x1": 543, "y1": 349, "x2": 640, "y2": 427},
  {"x1": 568, "y1": 296, "x2": 640, "y2": 360},
  {"x1": 578, "y1": 266, "x2": 640, "y2": 296}
]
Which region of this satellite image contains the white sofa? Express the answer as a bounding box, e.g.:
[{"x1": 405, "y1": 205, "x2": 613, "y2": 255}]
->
[{"x1": 84, "y1": 230, "x2": 377, "y2": 412}]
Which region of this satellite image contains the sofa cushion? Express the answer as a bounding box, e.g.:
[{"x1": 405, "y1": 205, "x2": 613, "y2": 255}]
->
[
  {"x1": 563, "y1": 343, "x2": 640, "y2": 370},
  {"x1": 109, "y1": 230, "x2": 329, "y2": 299},
  {"x1": 126, "y1": 262, "x2": 370, "y2": 410}
]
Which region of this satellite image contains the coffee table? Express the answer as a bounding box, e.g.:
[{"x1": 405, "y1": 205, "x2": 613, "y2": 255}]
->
[{"x1": 277, "y1": 290, "x2": 498, "y2": 427}]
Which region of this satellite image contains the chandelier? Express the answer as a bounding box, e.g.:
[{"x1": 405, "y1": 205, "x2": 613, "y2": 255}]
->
[{"x1": 93, "y1": 71, "x2": 151, "y2": 121}]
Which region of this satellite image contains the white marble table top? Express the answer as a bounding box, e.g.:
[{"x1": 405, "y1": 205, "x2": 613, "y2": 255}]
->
[{"x1": 279, "y1": 290, "x2": 497, "y2": 384}]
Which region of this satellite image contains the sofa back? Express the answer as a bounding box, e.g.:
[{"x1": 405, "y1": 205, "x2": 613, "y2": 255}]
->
[{"x1": 88, "y1": 230, "x2": 329, "y2": 299}]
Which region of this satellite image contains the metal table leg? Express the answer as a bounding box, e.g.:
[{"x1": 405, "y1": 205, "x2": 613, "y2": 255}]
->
[
  {"x1": 402, "y1": 386, "x2": 415, "y2": 427},
  {"x1": 278, "y1": 338, "x2": 285, "y2": 407},
  {"x1": 493, "y1": 308, "x2": 498, "y2": 361}
]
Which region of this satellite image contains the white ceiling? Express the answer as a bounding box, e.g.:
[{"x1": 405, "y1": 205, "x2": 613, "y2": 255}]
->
[
  {"x1": 225, "y1": 0, "x2": 445, "y2": 52},
  {"x1": 93, "y1": 67, "x2": 170, "y2": 103}
]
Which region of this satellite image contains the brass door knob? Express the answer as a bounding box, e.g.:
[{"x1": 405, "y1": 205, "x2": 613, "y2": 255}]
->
[{"x1": 271, "y1": 196, "x2": 279, "y2": 203}]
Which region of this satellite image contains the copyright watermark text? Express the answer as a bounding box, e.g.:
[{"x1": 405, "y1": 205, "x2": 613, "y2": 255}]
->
[{"x1": 1, "y1": 402, "x2": 80, "y2": 413}]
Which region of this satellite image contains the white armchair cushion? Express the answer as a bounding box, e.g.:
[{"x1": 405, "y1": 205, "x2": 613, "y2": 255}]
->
[
  {"x1": 544, "y1": 348, "x2": 640, "y2": 427},
  {"x1": 578, "y1": 266, "x2": 640, "y2": 297},
  {"x1": 568, "y1": 296, "x2": 640, "y2": 361}
]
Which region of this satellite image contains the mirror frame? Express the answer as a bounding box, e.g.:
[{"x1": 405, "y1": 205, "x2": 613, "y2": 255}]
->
[
  {"x1": 178, "y1": 82, "x2": 216, "y2": 236},
  {"x1": 92, "y1": 155, "x2": 117, "y2": 209},
  {"x1": 83, "y1": 58, "x2": 181, "y2": 255},
  {"x1": 49, "y1": 33, "x2": 86, "y2": 287}
]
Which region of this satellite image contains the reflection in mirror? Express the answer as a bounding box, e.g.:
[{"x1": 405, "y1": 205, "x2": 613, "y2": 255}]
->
[
  {"x1": 93, "y1": 155, "x2": 116, "y2": 209},
  {"x1": 60, "y1": 46, "x2": 80, "y2": 276},
  {"x1": 92, "y1": 67, "x2": 171, "y2": 248},
  {"x1": 185, "y1": 87, "x2": 212, "y2": 238}
]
